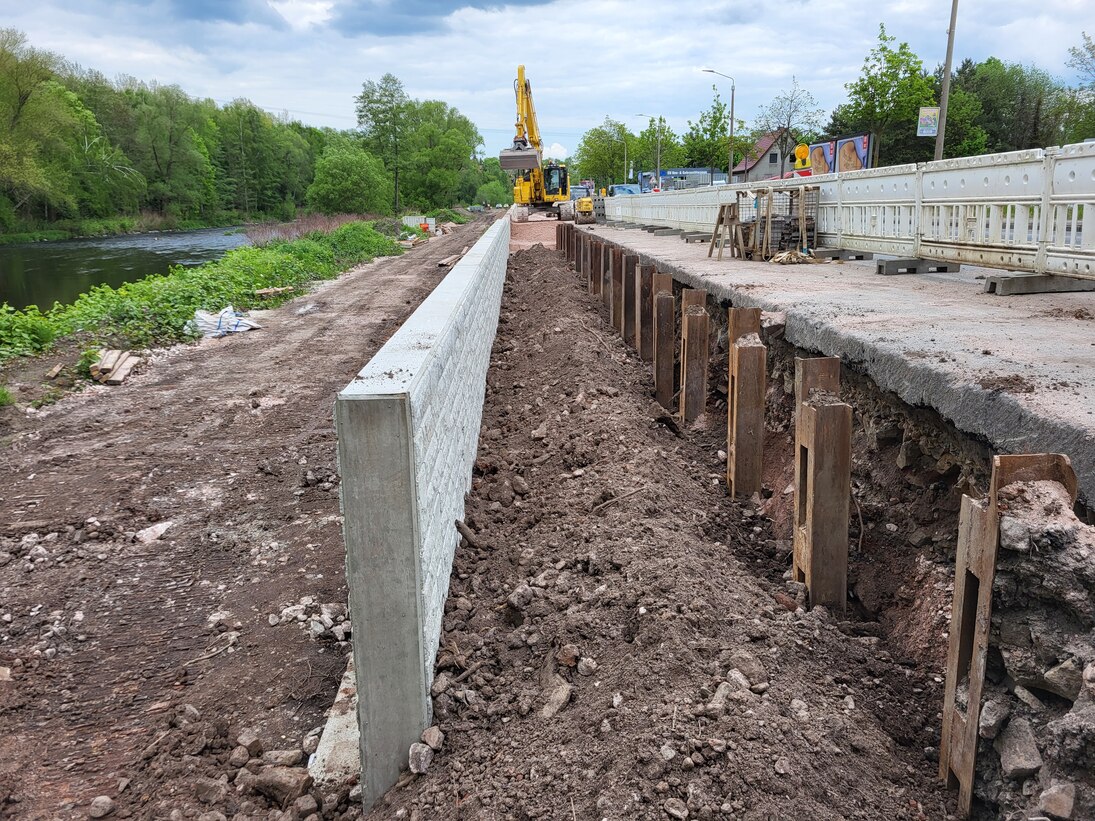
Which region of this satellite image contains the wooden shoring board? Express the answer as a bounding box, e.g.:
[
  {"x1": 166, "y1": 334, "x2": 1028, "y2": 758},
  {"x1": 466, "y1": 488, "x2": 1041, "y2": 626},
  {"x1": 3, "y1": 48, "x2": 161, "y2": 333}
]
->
[
  {"x1": 793, "y1": 395, "x2": 851, "y2": 611},
  {"x1": 601, "y1": 244, "x2": 612, "y2": 310},
  {"x1": 681, "y1": 288, "x2": 707, "y2": 313},
  {"x1": 794, "y1": 356, "x2": 839, "y2": 431},
  {"x1": 637, "y1": 264, "x2": 655, "y2": 362},
  {"x1": 591, "y1": 239, "x2": 603, "y2": 296},
  {"x1": 622, "y1": 256, "x2": 638, "y2": 348},
  {"x1": 680, "y1": 307, "x2": 709, "y2": 422},
  {"x1": 105, "y1": 356, "x2": 141, "y2": 385},
  {"x1": 654, "y1": 291, "x2": 676, "y2": 409},
  {"x1": 727, "y1": 308, "x2": 766, "y2": 497},
  {"x1": 939, "y1": 453, "x2": 1078, "y2": 817},
  {"x1": 611, "y1": 247, "x2": 624, "y2": 332}
]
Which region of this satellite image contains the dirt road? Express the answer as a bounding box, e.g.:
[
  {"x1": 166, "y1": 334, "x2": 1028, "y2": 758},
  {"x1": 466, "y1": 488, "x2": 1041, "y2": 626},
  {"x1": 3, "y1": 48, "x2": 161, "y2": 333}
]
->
[{"x1": 0, "y1": 215, "x2": 495, "y2": 819}]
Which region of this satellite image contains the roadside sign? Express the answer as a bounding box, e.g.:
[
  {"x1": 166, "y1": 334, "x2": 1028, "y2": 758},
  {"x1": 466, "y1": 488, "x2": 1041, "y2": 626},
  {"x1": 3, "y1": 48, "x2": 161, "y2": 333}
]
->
[{"x1": 918, "y1": 107, "x2": 940, "y2": 137}]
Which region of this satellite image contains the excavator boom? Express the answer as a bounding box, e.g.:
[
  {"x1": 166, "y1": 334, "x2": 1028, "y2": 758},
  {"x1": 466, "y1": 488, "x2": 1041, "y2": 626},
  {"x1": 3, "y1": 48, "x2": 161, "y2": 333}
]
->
[{"x1": 499, "y1": 65, "x2": 542, "y2": 170}]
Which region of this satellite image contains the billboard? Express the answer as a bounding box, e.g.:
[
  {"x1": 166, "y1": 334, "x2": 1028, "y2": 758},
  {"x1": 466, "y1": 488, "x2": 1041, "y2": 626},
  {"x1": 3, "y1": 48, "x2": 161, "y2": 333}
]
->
[
  {"x1": 807, "y1": 140, "x2": 836, "y2": 175},
  {"x1": 917, "y1": 107, "x2": 940, "y2": 137},
  {"x1": 836, "y1": 133, "x2": 872, "y2": 172}
]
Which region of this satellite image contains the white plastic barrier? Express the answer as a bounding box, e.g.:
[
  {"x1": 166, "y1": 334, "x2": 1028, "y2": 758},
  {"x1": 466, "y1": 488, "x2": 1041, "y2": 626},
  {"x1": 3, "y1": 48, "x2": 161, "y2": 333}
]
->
[
  {"x1": 605, "y1": 142, "x2": 1095, "y2": 279},
  {"x1": 335, "y1": 215, "x2": 509, "y2": 808}
]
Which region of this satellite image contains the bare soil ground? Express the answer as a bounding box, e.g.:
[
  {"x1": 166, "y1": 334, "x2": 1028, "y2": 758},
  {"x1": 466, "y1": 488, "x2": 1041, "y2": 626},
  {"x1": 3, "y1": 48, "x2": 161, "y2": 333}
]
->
[
  {"x1": 366, "y1": 244, "x2": 954, "y2": 820},
  {"x1": 0, "y1": 214, "x2": 495, "y2": 819}
]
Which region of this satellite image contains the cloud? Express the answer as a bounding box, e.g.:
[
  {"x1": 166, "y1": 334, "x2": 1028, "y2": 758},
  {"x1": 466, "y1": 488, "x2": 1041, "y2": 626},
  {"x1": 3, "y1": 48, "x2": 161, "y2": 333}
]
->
[
  {"x1": 544, "y1": 142, "x2": 569, "y2": 159},
  {"x1": 327, "y1": 0, "x2": 554, "y2": 36}
]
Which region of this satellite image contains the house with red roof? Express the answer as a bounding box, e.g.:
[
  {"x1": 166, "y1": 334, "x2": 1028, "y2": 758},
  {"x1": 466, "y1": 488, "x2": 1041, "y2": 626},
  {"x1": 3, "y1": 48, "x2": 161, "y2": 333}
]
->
[{"x1": 732, "y1": 128, "x2": 791, "y2": 184}]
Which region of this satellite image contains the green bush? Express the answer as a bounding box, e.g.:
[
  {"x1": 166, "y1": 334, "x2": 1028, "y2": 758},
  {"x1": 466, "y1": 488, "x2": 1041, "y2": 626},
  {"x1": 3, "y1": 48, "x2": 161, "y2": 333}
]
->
[
  {"x1": 426, "y1": 207, "x2": 468, "y2": 224},
  {"x1": 0, "y1": 220, "x2": 401, "y2": 362}
]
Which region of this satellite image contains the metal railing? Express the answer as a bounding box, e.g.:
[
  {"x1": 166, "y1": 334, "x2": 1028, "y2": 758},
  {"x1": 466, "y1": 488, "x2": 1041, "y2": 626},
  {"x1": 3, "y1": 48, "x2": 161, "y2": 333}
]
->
[{"x1": 604, "y1": 141, "x2": 1095, "y2": 280}]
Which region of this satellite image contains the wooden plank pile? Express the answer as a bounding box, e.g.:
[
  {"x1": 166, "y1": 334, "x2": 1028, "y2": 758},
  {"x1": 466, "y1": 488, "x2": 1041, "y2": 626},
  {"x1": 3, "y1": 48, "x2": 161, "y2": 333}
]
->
[
  {"x1": 254, "y1": 286, "x2": 294, "y2": 298},
  {"x1": 437, "y1": 221, "x2": 460, "y2": 235},
  {"x1": 437, "y1": 245, "x2": 471, "y2": 268},
  {"x1": 89, "y1": 349, "x2": 142, "y2": 385}
]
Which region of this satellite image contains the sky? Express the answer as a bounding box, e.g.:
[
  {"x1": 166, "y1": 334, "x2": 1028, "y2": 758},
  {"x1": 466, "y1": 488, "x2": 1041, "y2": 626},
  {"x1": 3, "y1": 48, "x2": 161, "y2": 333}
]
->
[{"x1": 5, "y1": 0, "x2": 1093, "y2": 161}]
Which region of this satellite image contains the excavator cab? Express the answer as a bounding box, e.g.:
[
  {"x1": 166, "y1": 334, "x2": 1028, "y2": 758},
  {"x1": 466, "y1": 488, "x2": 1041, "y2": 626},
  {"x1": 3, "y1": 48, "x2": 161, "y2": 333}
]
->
[{"x1": 543, "y1": 165, "x2": 568, "y2": 198}]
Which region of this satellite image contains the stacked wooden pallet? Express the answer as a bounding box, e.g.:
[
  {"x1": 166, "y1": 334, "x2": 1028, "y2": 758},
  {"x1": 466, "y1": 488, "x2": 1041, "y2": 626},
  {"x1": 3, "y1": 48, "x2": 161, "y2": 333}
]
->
[{"x1": 90, "y1": 349, "x2": 142, "y2": 385}]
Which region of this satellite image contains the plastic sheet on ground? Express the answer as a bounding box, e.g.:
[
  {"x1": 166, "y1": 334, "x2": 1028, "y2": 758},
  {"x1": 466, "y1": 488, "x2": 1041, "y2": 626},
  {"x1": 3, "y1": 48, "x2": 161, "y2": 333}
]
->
[{"x1": 187, "y1": 306, "x2": 263, "y2": 338}]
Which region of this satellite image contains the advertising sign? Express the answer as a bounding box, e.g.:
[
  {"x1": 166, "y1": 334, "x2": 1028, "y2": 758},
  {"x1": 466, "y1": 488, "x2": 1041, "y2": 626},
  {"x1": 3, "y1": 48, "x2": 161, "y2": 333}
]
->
[
  {"x1": 918, "y1": 107, "x2": 940, "y2": 137},
  {"x1": 835, "y1": 133, "x2": 871, "y2": 172},
  {"x1": 807, "y1": 141, "x2": 836, "y2": 175}
]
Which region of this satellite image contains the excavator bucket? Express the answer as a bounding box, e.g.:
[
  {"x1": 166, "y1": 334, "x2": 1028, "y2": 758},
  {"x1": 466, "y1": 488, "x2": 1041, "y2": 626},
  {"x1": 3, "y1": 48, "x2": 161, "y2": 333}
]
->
[{"x1": 499, "y1": 146, "x2": 541, "y2": 171}]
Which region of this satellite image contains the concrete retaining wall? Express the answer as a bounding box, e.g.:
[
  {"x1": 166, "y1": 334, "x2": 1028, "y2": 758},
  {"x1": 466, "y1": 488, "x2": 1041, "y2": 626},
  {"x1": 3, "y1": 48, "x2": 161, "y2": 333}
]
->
[{"x1": 335, "y1": 215, "x2": 510, "y2": 808}]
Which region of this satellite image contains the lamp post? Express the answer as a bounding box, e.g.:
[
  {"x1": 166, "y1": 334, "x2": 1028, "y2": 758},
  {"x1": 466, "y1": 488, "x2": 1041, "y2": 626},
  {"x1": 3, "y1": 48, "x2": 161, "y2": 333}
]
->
[
  {"x1": 635, "y1": 114, "x2": 663, "y2": 190},
  {"x1": 702, "y1": 68, "x2": 735, "y2": 183}
]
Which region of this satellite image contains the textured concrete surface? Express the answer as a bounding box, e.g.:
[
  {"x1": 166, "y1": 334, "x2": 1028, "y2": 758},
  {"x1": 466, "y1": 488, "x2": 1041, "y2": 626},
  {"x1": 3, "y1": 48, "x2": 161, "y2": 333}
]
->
[{"x1": 579, "y1": 225, "x2": 1095, "y2": 504}]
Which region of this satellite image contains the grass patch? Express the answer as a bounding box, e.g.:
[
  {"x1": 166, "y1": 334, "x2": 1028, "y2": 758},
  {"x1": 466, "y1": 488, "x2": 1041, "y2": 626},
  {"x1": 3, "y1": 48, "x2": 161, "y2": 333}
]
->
[
  {"x1": 0, "y1": 386, "x2": 13, "y2": 407},
  {"x1": 0, "y1": 220, "x2": 401, "y2": 363},
  {"x1": 426, "y1": 207, "x2": 468, "y2": 224}
]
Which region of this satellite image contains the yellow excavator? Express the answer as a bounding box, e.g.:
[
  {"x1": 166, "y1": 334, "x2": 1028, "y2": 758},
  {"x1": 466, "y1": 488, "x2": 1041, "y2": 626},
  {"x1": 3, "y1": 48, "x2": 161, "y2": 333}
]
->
[{"x1": 499, "y1": 65, "x2": 573, "y2": 222}]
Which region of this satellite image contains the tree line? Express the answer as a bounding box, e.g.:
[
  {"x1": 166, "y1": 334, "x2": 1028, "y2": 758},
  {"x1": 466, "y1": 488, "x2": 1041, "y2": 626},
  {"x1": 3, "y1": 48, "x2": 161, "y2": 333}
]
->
[
  {"x1": 0, "y1": 29, "x2": 509, "y2": 238},
  {"x1": 574, "y1": 25, "x2": 1095, "y2": 185}
]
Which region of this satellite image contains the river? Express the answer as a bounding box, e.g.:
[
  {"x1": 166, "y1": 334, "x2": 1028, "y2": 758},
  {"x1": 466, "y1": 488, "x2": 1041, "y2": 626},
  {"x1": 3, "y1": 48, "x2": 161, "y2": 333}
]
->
[{"x1": 0, "y1": 227, "x2": 251, "y2": 311}]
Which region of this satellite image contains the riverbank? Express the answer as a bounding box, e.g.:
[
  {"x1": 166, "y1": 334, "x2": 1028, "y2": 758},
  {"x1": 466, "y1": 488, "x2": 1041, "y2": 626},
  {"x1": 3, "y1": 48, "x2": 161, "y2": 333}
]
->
[
  {"x1": 0, "y1": 220, "x2": 403, "y2": 392},
  {"x1": 0, "y1": 212, "x2": 248, "y2": 247}
]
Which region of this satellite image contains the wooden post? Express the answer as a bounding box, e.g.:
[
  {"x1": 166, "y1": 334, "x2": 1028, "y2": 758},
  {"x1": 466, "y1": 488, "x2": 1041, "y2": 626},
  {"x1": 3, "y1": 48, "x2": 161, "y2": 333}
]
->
[
  {"x1": 681, "y1": 288, "x2": 707, "y2": 313},
  {"x1": 611, "y1": 247, "x2": 624, "y2": 332},
  {"x1": 555, "y1": 222, "x2": 562, "y2": 252},
  {"x1": 654, "y1": 291, "x2": 675, "y2": 409},
  {"x1": 591, "y1": 239, "x2": 603, "y2": 296},
  {"x1": 569, "y1": 225, "x2": 577, "y2": 265},
  {"x1": 792, "y1": 357, "x2": 851, "y2": 612},
  {"x1": 680, "y1": 306, "x2": 709, "y2": 422},
  {"x1": 601, "y1": 244, "x2": 612, "y2": 312},
  {"x1": 622, "y1": 255, "x2": 638, "y2": 348},
  {"x1": 576, "y1": 233, "x2": 586, "y2": 278},
  {"x1": 939, "y1": 454, "x2": 1077, "y2": 818},
  {"x1": 727, "y1": 308, "x2": 766, "y2": 497},
  {"x1": 637, "y1": 264, "x2": 655, "y2": 361},
  {"x1": 794, "y1": 356, "x2": 839, "y2": 428}
]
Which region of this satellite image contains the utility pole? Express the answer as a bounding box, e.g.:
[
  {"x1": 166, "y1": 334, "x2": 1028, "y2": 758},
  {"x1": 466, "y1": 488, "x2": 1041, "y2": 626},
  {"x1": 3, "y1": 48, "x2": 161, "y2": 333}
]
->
[
  {"x1": 702, "y1": 69, "x2": 736, "y2": 183},
  {"x1": 935, "y1": 0, "x2": 959, "y2": 161}
]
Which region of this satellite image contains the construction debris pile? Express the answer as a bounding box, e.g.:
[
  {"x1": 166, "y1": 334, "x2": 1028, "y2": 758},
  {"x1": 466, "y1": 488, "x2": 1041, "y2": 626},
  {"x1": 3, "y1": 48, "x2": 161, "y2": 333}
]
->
[
  {"x1": 89, "y1": 349, "x2": 142, "y2": 385},
  {"x1": 976, "y1": 479, "x2": 1095, "y2": 820}
]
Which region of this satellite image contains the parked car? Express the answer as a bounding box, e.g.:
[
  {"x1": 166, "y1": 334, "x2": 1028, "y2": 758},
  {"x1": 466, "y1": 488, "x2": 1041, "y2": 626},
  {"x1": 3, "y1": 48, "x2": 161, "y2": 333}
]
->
[{"x1": 608, "y1": 184, "x2": 642, "y2": 196}]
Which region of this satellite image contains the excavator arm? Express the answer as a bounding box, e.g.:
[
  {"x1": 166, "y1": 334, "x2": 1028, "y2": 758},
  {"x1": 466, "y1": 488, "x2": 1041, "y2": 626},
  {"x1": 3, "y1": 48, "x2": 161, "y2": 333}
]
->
[{"x1": 499, "y1": 65, "x2": 542, "y2": 171}]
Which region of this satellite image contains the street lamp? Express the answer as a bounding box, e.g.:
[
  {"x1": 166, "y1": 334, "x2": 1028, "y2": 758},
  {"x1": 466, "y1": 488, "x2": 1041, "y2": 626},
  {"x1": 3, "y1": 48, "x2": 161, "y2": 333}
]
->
[
  {"x1": 702, "y1": 69, "x2": 735, "y2": 183},
  {"x1": 635, "y1": 114, "x2": 663, "y2": 191}
]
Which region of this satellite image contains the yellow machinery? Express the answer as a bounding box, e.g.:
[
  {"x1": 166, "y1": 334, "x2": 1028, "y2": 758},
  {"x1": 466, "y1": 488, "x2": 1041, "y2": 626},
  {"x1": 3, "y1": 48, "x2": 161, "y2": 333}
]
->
[
  {"x1": 575, "y1": 194, "x2": 595, "y2": 224},
  {"x1": 499, "y1": 65, "x2": 573, "y2": 222}
]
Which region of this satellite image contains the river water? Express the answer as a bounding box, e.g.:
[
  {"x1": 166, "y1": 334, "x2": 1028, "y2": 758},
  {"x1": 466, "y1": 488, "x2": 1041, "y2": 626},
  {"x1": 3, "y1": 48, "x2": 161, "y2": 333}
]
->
[{"x1": 0, "y1": 227, "x2": 251, "y2": 311}]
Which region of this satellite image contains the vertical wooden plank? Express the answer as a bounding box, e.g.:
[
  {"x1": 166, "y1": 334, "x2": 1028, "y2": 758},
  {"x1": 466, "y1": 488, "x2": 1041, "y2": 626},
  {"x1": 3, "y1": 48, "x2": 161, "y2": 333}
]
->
[
  {"x1": 569, "y1": 225, "x2": 576, "y2": 265},
  {"x1": 555, "y1": 223, "x2": 562, "y2": 252},
  {"x1": 577, "y1": 233, "x2": 586, "y2": 277},
  {"x1": 591, "y1": 239, "x2": 603, "y2": 296},
  {"x1": 794, "y1": 356, "x2": 840, "y2": 426},
  {"x1": 680, "y1": 307, "x2": 709, "y2": 421},
  {"x1": 601, "y1": 244, "x2": 612, "y2": 311},
  {"x1": 727, "y1": 307, "x2": 766, "y2": 497},
  {"x1": 622, "y1": 255, "x2": 638, "y2": 348},
  {"x1": 654, "y1": 291, "x2": 675, "y2": 409},
  {"x1": 681, "y1": 288, "x2": 707, "y2": 313},
  {"x1": 653, "y1": 272, "x2": 674, "y2": 299},
  {"x1": 611, "y1": 247, "x2": 624, "y2": 332},
  {"x1": 637, "y1": 264, "x2": 655, "y2": 361},
  {"x1": 800, "y1": 399, "x2": 851, "y2": 611}
]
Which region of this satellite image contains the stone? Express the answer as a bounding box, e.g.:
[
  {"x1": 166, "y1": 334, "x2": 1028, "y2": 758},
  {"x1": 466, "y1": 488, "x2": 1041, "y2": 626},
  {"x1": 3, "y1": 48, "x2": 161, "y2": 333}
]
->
[
  {"x1": 660, "y1": 744, "x2": 677, "y2": 761},
  {"x1": 194, "y1": 776, "x2": 228, "y2": 804},
  {"x1": 88, "y1": 796, "x2": 115, "y2": 818},
  {"x1": 236, "y1": 729, "x2": 264, "y2": 756},
  {"x1": 507, "y1": 584, "x2": 534, "y2": 611},
  {"x1": 135, "y1": 521, "x2": 172, "y2": 544},
  {"x1": 729, "y1": 650, "x2": 767, "y2": 687},
  {"x1": 664, "y1": 797, "x2": 689, "y2": 819},
  {"x1": 1043, "y1": 658, "x2": 1083, "y2": 701},
  {"x1": 293, "y1": 795, "x2": 319, "y2": 816},
  {"x1": 704, "y1": 682, "x2": 733, "y2": 716},
  {"x1": 197, "y1": 814, "x2": 227, "y2": 821},
  {"x1": 237, "y1": 766, "x2": 313, "y2": 807},
  {"x1": 978, "y1": 700, "x2": 1011, "y2": 740},
  {"x1": 540, "y1": 675, "x2": 572, "y2": 719},
  {"x1": 577, "y1": 657, "x2": 598, "y2": 676},
  {"x1": 1038, "y1": 783, "x2": 1076, "y2": 820},
  {"x1": 409, "y1": 742, "x2": 434, "y2": 774},
  {"x1": 774, "y1": 757, "x2": 791, "y2": 775},
  {"x1": 998, "y1": 516, "x2": 1031, "y2": 552},
  {"x1": 263, "y1": 749, "x2": 303, "y2": 766},
  {"x1": 421, "y1": 725, "x2": 444, "y2": 751},
  {"x1": 302, "y1": 734, "x2": 320, "y2": 755},
  {"x1": 556, "y1": 644, "x2": 580, "y2": 667},
  {"x1": 994, "y1": 717, "x2": 1042, "y2": 779},
  {"x1": 431, "y1": 672, "x2": 452, "y2": 697},
  {"x1": 228, "y1": 745, "x2": 251, "y2": 768},
  {"x1": 512, "y1": 475, "x2": 530, "y2": 496}
]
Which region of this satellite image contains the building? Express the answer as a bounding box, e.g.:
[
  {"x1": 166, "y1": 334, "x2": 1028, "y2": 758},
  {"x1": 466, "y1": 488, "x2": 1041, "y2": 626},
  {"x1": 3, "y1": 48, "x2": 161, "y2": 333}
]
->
[
  {"x1": 638, "y1": 168, "x2": 729, "y2": 191},
  {"x1": 732, "y1": 129, "x2": 790, "y2": 183}
]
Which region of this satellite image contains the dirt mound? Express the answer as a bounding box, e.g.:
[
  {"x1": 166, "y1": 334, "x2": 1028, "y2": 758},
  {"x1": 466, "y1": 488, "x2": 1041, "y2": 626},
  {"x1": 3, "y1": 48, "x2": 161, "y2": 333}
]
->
[{"x1": 366, "y1": 246, "x2": 949, "y2": 820}]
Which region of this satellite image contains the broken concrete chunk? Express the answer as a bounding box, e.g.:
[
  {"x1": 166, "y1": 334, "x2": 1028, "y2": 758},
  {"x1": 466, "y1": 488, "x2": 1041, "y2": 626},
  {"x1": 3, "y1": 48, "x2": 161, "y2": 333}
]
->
[
  {"x1": 1038, "y1": 782, "x2": 1076, "y2": 820},
  {"x1": 408, "y1": 742, "x2": 434, "y2": 774},
  {"x1": 236, "y1": 729, "x2": 263, "y2": 757},
  {"x1": 539, "y1": 674, "x2": 572, "y2": 719},
  {"x1": 978, "y1": 699, "x2": 1011, "y2": 740},
  {"x1": 998, "y1": 516, "x2": 1032, "y2": 552},
  {"x1": 421, "y1": 725, "x2": 444, "y2": 751},
  {"x1": 1043, "y1": 658, "x2": 1083, "y2": 701},
  {"x1": 236, "y1": 766, "x2": 312, "y2": 808},
  {"x1": 994, "y1": 717, "x2": 1043, "y2": 780}
]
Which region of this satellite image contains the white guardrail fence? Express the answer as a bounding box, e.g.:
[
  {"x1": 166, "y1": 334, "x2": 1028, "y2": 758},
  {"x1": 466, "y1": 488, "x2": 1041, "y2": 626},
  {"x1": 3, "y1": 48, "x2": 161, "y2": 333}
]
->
[{"x1": 605, "y1": 141, "x2": 1095, "y2": 281}]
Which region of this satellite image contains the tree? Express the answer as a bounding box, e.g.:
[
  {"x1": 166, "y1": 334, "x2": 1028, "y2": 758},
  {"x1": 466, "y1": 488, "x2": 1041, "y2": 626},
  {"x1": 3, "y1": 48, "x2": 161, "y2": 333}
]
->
[
  {"x1": 1068, "y1": 32, "x2": 1095, "y2": 88},
  {"x1": 573, "y1": 117, "x2": 630, "y2": 187},
  {"x1": 305, "y1": 139, "x2": 392, "y2": 215},
  {"x1": 355, "y1": 74, "x2": 409, "y2": 213},
  {"x1": 828, "y1": 25, "x2": 935, "y2": 165},
  {"x1": 682, "y1": 86, "x2": 730, "y2": 179},
  {"x1": 752, "y1": 78, "x2": 824, "y2": 177},
  {"x1": 475, "y1": 180, "x2": 510, "y2": 206}
]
